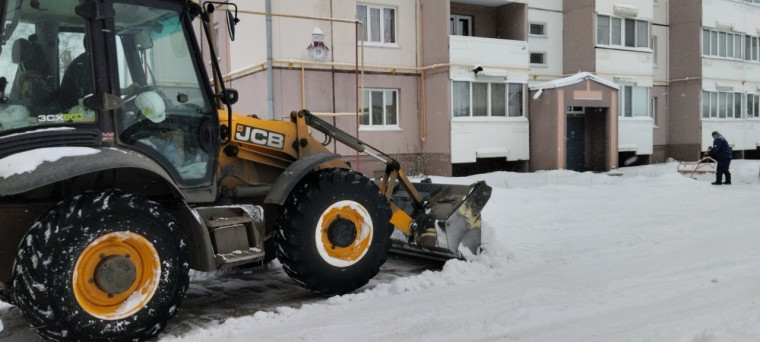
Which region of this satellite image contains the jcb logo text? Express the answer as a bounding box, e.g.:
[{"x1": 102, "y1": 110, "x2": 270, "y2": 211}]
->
[{"x1": 235, "y1": 124, "x2": 285, "y2": 149}]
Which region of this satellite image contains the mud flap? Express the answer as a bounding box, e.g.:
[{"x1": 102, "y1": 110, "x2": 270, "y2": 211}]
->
[{"x1": 389, "y1": 180, "x2": 492, "y2": 260}]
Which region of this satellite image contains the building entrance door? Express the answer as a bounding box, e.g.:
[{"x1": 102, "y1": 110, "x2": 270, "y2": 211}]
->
[{"x1": 566, "y1": 116, "x2": 585, "y2": 171}]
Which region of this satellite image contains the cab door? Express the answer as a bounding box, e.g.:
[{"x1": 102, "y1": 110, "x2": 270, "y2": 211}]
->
[{"x1": 111, "y1": 2, "x2": 219, "y2": 186}]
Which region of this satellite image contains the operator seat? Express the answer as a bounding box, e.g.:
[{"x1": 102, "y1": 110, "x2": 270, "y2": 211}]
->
[{"x1": 11, "y1": 37, "x2": 56, "y2": 113}]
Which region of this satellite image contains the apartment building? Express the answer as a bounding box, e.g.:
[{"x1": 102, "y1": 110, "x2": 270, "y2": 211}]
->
[
  {"x1": 670, "y1": 0, "x2": 760, "y2": 161},
  {"x1": 202, "y1": 0, "x2": 533, "y2": 177},
  {"x1": 432, "y1": 0, "x2": 531, "y2": 175},
  {"x1": 202, "y1": 0, "x2": 760, "y2": 177}
]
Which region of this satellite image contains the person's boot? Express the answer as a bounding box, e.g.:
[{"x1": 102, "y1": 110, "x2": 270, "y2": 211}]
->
[
  {"x1": 712, "y1": 173, "x2": 723, "y2": 185},
  {"x1": 725, "y1": 172, "x2": 731, "y2": 185}
]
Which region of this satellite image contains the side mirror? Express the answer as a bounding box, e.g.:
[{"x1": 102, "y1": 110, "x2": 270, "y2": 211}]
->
[
  {"x1": 205, "y1": 2, "x2": 239, "y2": 41},
  {"x1": 226, "y1": 10, "x2": 239, "y2": 41},
  {"x1": 216, "y1": 88, "x2": 238, "y2": 105}
]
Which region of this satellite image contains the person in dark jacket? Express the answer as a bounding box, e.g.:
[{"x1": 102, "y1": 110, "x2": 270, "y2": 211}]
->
[{"x1": 707, "y1": 131, "x2": 732, "y2": 185}]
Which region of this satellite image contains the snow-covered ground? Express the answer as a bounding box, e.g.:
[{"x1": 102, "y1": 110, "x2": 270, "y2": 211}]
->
[{"x1": 2, "y1": 160, "x2": 760, "y2": 341}]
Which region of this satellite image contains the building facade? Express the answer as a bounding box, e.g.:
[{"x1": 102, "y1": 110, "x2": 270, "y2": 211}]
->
[
  {"x1": 201, "y1": 0, "x2": 760, "y2": 177},
  {"x1": 670, "y1": 0, "x2": 760, "y2": 161}
]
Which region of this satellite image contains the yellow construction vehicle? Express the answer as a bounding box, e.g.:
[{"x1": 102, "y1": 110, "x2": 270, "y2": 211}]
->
[{"x1": 0, "y1": 1, "x2": 491, "y2": 341}]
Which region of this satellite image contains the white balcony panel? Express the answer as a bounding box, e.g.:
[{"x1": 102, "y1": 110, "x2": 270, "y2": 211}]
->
[
  {"x1": 596, "y1": 0, "x2": 654, "y2": 20},
  {"x1": 618, "y1": 118, "x2": 654, "y2": 155},
  {"x1": 596, "y1": 49, "x2": 654, "y2": 87},
  {"x1": 702, "y1": 0, "x2": 760, "y2": 35},
  {"x1": 449, "y1": 35, "x2": 529, "y2": 71},
  {"x1": 527, "y1": 0, "x2": 562, "y2": 11},
  {"x1": 702, "y1": 120, "x2": 760, "y2": 152},
  {"x1": 451, "y1": 119, "x2": 530, "y2": 164},
  {"x1": 703, "y1": 59, "x2": 760, "y2": 85}
]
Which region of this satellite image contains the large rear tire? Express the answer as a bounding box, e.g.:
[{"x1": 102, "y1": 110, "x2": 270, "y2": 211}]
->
[
  {"x1": 11, "y1": 190, "x2": 189, "y2": 342},
  {"x1": 275, "y1": 169, "x2": 392, "y2": 295}
]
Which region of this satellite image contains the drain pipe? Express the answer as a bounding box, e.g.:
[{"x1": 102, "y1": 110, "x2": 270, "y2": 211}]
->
[{"x1": 266, "y1": 0, "x2": 274, "y2": 119}]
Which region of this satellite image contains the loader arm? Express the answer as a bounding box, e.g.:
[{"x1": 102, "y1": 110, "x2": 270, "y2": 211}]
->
[
  {"x1": 301, "y1": 110, "x2": 492, "y2": 259},
  {"x1": 301, "y1": 110, "x2": 421, "y2": 231}
]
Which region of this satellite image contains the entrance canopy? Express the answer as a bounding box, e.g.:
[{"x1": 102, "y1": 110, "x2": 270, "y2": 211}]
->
[{"x1": 530, "y1": 71, "x2": 619, "y2": 96}]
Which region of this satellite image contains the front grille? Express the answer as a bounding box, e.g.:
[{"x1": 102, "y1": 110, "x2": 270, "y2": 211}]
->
[{"x1": 0, "y1": 128, "x2": 101, "y2": 159}]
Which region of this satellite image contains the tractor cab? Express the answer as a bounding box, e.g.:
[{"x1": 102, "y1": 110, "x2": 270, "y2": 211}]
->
[{"x1": 0, "y1": 0, "x2": 219, "y2": 186}]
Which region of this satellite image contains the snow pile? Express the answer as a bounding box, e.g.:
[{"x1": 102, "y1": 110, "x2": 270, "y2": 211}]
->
[
  {"x1": 160, "y1": 160, "x2": 760, "y2": 342},
  {"x1": 2, "y1": 159, "x2": 760, "y2": 341}
]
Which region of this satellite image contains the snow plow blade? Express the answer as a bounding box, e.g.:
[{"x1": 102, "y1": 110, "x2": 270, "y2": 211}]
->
[{"x1": 389, "y1": 180, "x2": 492, "y2": 260}]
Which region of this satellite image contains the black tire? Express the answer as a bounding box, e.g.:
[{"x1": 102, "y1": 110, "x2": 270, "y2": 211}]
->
[
  {"x1": 11, "y1": 190, "x2": 189, "y2": 342},
  {"x1": 275, "y1": 169, "x2": 392, "y2": 295}
]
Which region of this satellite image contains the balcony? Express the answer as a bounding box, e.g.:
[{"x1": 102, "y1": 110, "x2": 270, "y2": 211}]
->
[
  {"x1": 449, "y1": 35, "x2": 529, "y2": 72},
  {"x1": 447, "y1": 1, "x2": 528, "y2": 76}
]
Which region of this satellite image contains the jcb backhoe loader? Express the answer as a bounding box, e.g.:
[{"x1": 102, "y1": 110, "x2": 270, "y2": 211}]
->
[{"x1": 0, "y1": 1, "x2": 491, "y2": 341}]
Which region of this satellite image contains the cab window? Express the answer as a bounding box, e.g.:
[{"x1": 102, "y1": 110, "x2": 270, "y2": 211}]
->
[
  {"x1": 113, "y1": 2, "x2": 216, "y2": 183},
  {"x1": 0, "y1": 0, "x2": 94, "y2": 133}
]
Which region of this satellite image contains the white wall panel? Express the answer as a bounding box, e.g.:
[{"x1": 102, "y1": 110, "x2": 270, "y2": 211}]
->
[
  {"x1": 451, "y1": 119, "x2": 530, "y2": 163},
  {"x1": 702, "y1": 0, "x2": 760, "y2": 35},
  {"x1": 596, "y1": 49, "x2": 654, "y2": 87},
  {"x1": 596, "y1": 0, "x2": 654, "y2": 20},
  {"x1": 450, "y1": 36, "x2": 529, "y2": 72},
  {"x1": 702, "y1": 120, "x2": 760, "y2": 151},
  {"x1": 528, "y1": 9, "x2": 563, "y2": 79},
  {"x1": 618, "y1": 118, "x2": 655, "y2": 155}
]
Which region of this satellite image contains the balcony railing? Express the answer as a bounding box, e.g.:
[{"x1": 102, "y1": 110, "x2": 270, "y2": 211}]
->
[{"x1": 449, "y1": 35, "x2": 529, "y2": 70}]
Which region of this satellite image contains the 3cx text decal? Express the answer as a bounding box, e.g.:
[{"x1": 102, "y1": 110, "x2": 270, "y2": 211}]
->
[
  {"x1": 38, "y1": 113, "x2": 88, "y2": 122},
  {"x1": 235, "y1": 124, "x2": 285, "y2": 149}
]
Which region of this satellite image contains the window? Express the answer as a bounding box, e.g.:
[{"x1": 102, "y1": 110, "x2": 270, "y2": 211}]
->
[
  {"x1": 702, "y1": 91, "x2": 745, "y2": 119},
  {"x1": 508, "y1": 84, "x2": 523, "y2": 117},
  {"x1": 703, "y1": 29, "x2": 743, "y2": 59},
  {"x1": 530, "y1": 52, "x2": 546, "y2": 65},
  {"x1": 356, "y1": 4, "x2": 396, "y2": 44},
  {"x1": 611, "y1": 18, "x2": 622, "y2": 45},
  {"x1": 59, "y1": 31, "x2": 87, "y2": 82},
  {"x1": 619, "y1": 85, "x2": 650, "y2": 117},
  {"x1": 597, "y1": 15, "x2": 648, "y2": 48},
  {"x1": 748, "y1": 94, "x2": 760, "y2": 118},
  {"x1": 743, "y1": 35, "x2": 760, "y2": 61},
  {"x1": 0, "y1": 2, "x2": 92, "y2": 134},
  {"x1": 529, "y1": 23, "x2": 546, "y2": 36},
  {"x1": 450, "y1": 14, "x2": 472, "y2": 36},
  {"x1": 453, "y1": 82, "x2": 470, "y2": 117},
  {"x1": 597, "y1": 15, "x2": 610, "y2": 45},
  {"x1": 452, "y1": 81, "x2": 523, "y2": 118},
  {"x1": 360, "y1": 89, "x2": 398, "y2": 127}
]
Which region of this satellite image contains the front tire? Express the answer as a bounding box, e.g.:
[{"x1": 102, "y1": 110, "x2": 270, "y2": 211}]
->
[
  {"x1": 275, "y1": 169, "x2": 392, "y2": 295},
  {"x1": 12, "y1": 190, "x2": 189, "y2": 341}
]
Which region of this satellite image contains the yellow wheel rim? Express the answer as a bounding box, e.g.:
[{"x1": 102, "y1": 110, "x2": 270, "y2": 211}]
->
[
  {"x1": 316, "y1": 200, "x2": 373, "y2": 267},
  {"x1": 73, "y1": 231, "x2": 161, "y2": 320}
]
